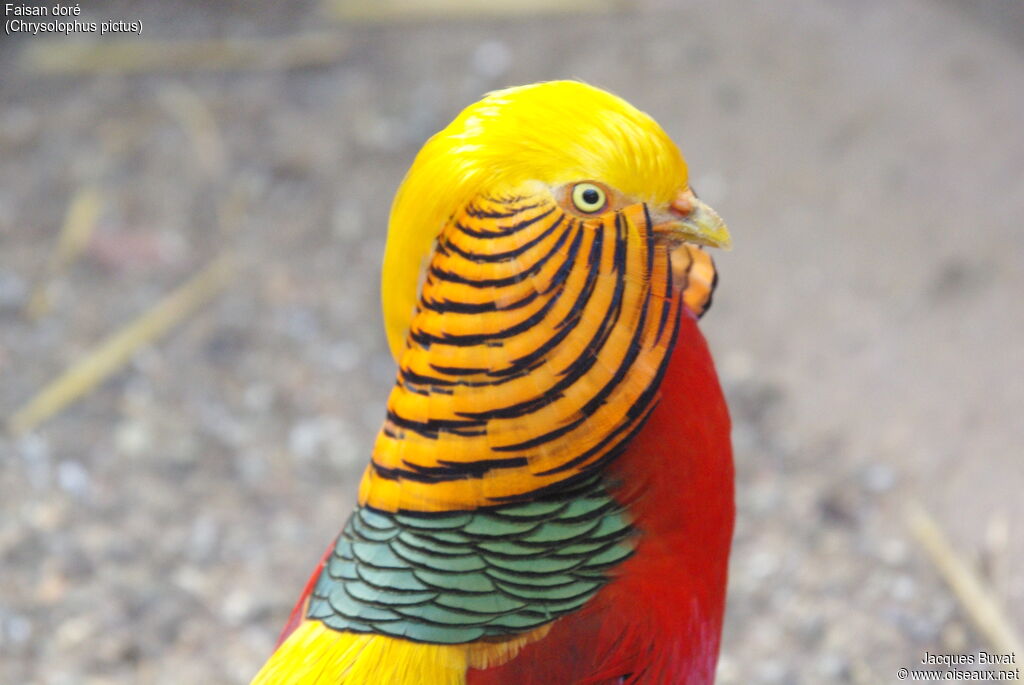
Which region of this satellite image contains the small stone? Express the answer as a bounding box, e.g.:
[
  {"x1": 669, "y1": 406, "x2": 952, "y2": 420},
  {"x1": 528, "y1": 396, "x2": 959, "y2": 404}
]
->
[
  {"x1": 221, "y1": 589, "x2": 255, "y2": 625},
  {"x1": 4, "y1": 614, "x2": 33, "y2": 645},
  {"x1": 862, "y1": 462, "x2": 896, "y2": 493},
  {"x1": 116, "y1": 421, "x2": 153, "y2": 458},
  {"x1": 55, "y1": 615, "x2": 96, "y2": 649},
  {"x1": 29, "y1": 500, "x2": 65, "y2": 531},
  {"x1": 327, "y1": 434, "x2": 361, "y2": 470},
  {"x1": 715, "y1": 654, "x2": 738, "y2": 684},
  {"x1": 890, "y1": 574, "x2": 916, "y2": 602},
  {"x1": 289, "y1": 419, "x2": 325, "y2": 460},
  {"x1": 174, "y1": 566, "x2": 211, "y2": 598},
  {"x1": 720, "y1": 350, "x2": 754, "y2": 384},
  {"x1": 56, "y1": 460, "x2": 90, "y2": 499},
  {"x1": 236, "y1": 451, "x2": 269, "y2": 485},
  {"x1": 748, "y1": 481, "x2": 781, "y2": 514},
  {"x1": 35, "y1": 569, "x2": 69, "y2": 603},
  {"x1": 747, "y1": 550, "x2": 779, "y2": 582},
  {"x1": 879, "y1": 537, "x2": 909, "y2": 566},
  {"x1": 244, "y1": 383, "x2": 276, "y2": 412},
  {"x1": 817, "y1": 652, "x2": 849, "y2": 679}
]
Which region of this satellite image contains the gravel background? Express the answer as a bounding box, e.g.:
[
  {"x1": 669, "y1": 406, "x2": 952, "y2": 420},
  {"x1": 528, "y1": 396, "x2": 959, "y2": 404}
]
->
[{"x1": 1, "y1": 1, "x2": 1022, "y2": 683}]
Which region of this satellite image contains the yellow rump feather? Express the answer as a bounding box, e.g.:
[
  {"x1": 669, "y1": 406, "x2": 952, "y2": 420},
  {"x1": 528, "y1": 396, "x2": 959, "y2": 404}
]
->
[{"x1": 251, "y1": 620, "x2": 549, "y2": 684}]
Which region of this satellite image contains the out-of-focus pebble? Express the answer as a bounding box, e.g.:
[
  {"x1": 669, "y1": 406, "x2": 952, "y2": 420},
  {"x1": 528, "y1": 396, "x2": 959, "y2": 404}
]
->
[
  {"x1": 56, "y1": 460, "x2": 90, "y2": 499},
  {"x1": 862, "y1": 462, "x2": 896, "y2": 493},
  {"x1": 115, "y1": 420, "x2": 153, "y2": 458}
]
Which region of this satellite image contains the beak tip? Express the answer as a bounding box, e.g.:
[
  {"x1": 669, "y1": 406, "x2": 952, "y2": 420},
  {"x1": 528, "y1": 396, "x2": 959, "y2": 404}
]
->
[
  {"x1": 653, "y1": 197, "x2": 732, "y2": 250},
  {"x1": 714, "y1": 228, "x2": 733, "y2": 251}
]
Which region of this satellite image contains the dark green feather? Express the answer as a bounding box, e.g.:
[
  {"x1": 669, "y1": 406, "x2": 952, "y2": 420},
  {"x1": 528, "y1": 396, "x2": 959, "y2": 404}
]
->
[{"x1": 307, "y1": 476, "x2": 634, "y2": 644}]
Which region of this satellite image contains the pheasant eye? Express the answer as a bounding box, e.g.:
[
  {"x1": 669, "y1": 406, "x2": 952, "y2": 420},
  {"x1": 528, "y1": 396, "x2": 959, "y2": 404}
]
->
[{"x1": 571, "y1": 182, "x2": 608, "y2": 214}]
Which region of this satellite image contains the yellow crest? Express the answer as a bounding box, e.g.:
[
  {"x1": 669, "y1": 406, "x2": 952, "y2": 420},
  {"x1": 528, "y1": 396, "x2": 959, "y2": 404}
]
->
[{"x1": 381, "y1": 80, "x2": 690, "y2": 360}]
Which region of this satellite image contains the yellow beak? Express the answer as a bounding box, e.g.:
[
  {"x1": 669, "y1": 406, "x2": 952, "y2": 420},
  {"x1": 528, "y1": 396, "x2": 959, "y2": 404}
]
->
[{"x1": 652, "y1": 188, "x2": 732, "y2": 249}]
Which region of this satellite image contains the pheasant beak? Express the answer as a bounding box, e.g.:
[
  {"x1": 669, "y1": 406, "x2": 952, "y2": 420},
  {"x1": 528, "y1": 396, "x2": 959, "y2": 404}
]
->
[{"x1": 651, "y1": 188, "x2": 732, "y2": 249}]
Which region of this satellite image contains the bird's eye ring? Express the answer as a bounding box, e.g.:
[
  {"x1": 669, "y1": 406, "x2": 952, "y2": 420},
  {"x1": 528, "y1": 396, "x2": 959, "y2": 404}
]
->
[{"x1": 571, "y1": 182, "x2": 608, "y2": 214}]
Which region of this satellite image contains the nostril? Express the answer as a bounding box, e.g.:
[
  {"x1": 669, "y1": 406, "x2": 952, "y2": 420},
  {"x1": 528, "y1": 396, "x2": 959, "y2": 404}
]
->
[{"x1": 670, "y1": 188, "x2": 697, "y2": 217}]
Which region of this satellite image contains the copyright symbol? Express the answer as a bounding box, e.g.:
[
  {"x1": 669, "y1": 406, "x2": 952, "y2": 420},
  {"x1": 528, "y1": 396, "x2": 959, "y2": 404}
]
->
[{"x1": 898, "y1": 668, "x2": 909, "y2": 679}]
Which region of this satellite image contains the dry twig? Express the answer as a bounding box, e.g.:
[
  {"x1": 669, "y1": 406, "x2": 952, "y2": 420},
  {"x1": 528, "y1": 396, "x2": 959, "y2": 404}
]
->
[
  {"x1": 25, "y1": 187, "x2": 102, "y2": 320},
  {"x1": 906, "y1": 500, "x2": 1024, "y2": 659},
  {"x1": 8, "y1": 256, "x2": 235, "y2": 436},
  {"x1": 158, "y1": 86, "x2": 226, "y2": 178}
]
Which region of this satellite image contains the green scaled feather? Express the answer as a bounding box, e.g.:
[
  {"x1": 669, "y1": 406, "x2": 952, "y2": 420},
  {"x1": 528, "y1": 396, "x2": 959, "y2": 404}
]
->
[{"x1": 307, "y1": 477, "x2": 634, "y2": 643}]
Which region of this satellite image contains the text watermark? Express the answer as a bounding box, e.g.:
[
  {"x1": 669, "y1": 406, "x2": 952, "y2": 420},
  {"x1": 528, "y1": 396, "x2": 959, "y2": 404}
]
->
[{"x1": 4, "y1": 3, "x2": 142, "y2": 36}]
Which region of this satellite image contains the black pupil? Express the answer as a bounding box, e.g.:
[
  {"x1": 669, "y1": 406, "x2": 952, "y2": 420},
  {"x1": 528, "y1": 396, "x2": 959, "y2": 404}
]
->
[{"x1": 581, "y1": 188, "x2": 600, "y2": 206}]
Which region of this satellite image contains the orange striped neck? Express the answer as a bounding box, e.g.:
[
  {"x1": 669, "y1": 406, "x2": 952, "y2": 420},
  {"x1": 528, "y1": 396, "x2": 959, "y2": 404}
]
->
[{"x1": 359, "y1": 190, "x2": 713, "y2": 513}]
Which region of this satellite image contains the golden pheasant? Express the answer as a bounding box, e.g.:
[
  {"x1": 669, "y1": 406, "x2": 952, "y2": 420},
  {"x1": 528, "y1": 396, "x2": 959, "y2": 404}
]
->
[{"x1": 253, "y1": 80, "x2": 734, "y2": 684}]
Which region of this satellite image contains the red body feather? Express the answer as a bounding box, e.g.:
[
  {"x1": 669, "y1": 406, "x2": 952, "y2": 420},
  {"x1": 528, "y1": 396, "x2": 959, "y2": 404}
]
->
[{"x1": 468, "y1": 310, "x2": 734, "y2": 684}]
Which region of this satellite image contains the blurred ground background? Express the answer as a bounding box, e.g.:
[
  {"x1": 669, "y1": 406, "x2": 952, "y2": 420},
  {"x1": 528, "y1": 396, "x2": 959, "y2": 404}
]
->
[{"x1": 1, "y1": 1, "x2": 1022, "y2": 683}]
